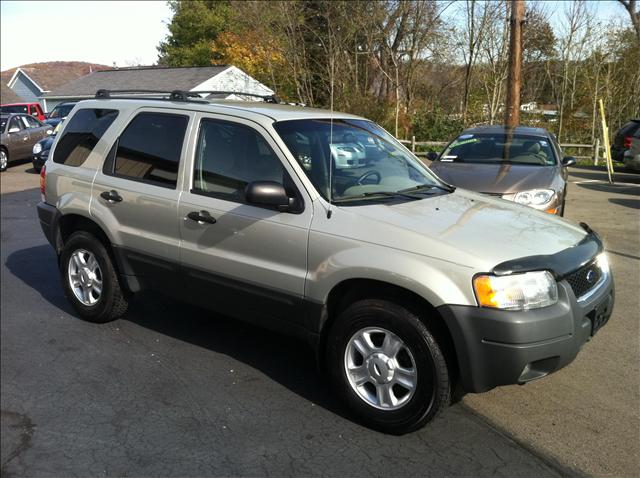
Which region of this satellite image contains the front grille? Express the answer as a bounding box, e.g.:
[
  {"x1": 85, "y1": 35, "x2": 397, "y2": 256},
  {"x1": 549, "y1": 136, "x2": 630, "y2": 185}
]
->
[{"x1": 565, "y1": 262, "x2": 602, "y2": 299}]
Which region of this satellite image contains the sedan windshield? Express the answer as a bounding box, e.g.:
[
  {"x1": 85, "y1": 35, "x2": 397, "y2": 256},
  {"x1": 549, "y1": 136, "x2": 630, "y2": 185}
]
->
[
  {"x1": 273, "y1": 119, "x2": 446, "y2": 202},
  {"x1": 440, "y1": 133, "x2": 557, "y2": 166},
  {"x1": 49, "y1": 104, "x2": 75, "y2": 119}
]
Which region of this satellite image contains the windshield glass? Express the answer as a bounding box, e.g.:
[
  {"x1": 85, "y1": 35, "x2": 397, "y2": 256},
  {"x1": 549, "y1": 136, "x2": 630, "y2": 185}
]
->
[
  {"x1": 0, "y1": 105, "x2": 28, "y2": 114},
  {"x1": 440, "y1": 133, "x2": 557, "y2": 166},
  {"x1": 273, "y1": 119, "x2": 444, "y2": 202},
  {"x1": 49, "y1": 104, "x2": 75, "y2": 119}
]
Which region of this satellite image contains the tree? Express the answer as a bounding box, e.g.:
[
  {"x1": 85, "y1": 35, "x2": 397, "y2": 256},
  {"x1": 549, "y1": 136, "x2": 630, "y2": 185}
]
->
[
  {"x1": 157, "y1": 1, "x2": 232, "y2": 66},
  {"x1": 617, "y1": 0, "x2": 640, "y2": 44}
]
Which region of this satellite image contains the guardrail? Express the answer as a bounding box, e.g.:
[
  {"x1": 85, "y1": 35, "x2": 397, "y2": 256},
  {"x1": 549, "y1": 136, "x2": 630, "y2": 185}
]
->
[{"x1": 399, "y1": 136, "x2": 605, "y2": 164}]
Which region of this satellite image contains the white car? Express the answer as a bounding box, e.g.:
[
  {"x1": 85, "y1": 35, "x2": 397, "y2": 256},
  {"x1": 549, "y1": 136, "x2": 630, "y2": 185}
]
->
[{"x1": 330, "y1": 142, "x2": 366, "y2": 169}]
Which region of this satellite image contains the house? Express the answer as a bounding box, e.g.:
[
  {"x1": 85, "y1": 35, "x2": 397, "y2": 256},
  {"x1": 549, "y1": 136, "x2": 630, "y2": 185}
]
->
[
  {"x1": 1, "y1": 62, "x2": 109, "y2": 109},
  {"x1": 1, "y1": 84, "x2": 24, "y2": 104},
  {"x1": 520, "y1": 101, "x2": 537, "y2": 112},
  {"x1": 42, "y1": 65, "x2": 274, "y2": 111}
]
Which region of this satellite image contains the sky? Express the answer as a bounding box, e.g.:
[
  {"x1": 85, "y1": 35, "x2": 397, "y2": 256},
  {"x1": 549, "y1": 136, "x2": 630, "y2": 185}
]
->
[
  {"x1": 0, "y1": 0, "x2": 631, "y2": 73},
  {"x1": 0, "y1": 1, "x2": 172, "y2": 71}
]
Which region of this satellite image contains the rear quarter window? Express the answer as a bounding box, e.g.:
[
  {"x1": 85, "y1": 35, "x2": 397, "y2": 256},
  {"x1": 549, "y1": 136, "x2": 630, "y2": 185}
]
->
[{"x1": 53, "y1": 109, "x2": 119, "y2": 167}]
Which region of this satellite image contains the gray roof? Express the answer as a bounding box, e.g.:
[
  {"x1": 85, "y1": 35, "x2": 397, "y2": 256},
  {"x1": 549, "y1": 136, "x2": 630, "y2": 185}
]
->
[
  {"x1": 1, "y1": 84, "x2": 25, "y2": 104},
  {"x1": 44, "y1": 66, "x2": 231, "y2": 98},
  {"x1": 463, "y1": 125, "x2": 550, "y2": 137}
]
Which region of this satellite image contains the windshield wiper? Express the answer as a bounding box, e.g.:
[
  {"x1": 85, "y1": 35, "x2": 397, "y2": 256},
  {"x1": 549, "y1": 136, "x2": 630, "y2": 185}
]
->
[
  {"x1": 399, "y1": 183, "x2": 456, "y2": 193},
  {"x1": 332, "y1": 191, "x2": 424, "y2": 203}
]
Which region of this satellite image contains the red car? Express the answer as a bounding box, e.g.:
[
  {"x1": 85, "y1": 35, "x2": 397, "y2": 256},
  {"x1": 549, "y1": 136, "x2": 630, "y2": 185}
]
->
[{"x1": 0, "y1": 102, "x2": 46, "y2": 122}]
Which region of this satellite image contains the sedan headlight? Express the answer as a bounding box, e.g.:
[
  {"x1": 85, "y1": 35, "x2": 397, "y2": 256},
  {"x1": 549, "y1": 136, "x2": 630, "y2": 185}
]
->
[
  {"x1": 33, "y1": 143, "x2": 42, "y2": 155},
  {"x1": 473, "y1": 271, "x2": 558, "y2": 310},
  {"x1": 514, "y1": 189, "x2": 555, "y2": 206}
]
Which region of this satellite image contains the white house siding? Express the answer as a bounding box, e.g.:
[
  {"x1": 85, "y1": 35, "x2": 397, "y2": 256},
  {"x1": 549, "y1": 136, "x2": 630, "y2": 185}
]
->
[{"x1": 191, "y1": 66, "x2": 274, "y2": 96}]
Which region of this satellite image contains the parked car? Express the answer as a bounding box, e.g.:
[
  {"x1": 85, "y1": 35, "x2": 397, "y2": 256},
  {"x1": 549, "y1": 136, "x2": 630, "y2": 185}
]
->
[
  {"x1": 622, "y1": 126, "x2": 640, "y2": 172},
  {"x1": 0, "y1": 113, "x2": 53, "y2": 172},
  {"x1": 32, "y1": 120, "x2": 63, "y2": 173},
  {"x1": 611, "y1": 119, "x2": 640, "y2": 163},
  {"x1": 44, "y1": 102, "x2": 78, "y2": 127},
  {"x1": 37, "y1": 94, "x2": 614, "y2": 434},
  {"x1": 428, "y1": 126, "x2": 575, "y2": 216},
  {"x1": 0, "y1": 102, "x2": 46, "y2": 121}
]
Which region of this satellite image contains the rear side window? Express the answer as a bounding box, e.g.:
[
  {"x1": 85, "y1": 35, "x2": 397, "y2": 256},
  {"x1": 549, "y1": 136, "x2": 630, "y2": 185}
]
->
[
  {"x1": 108, "y1": 112, "x2": 188, "y2": 189},
  {"x1": 54, "y1": 109, "x2": 118, "y2": 166}
]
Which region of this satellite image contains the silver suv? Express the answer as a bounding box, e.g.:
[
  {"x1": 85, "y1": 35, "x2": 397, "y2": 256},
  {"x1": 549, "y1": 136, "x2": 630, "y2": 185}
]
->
[{"x1": 36, "y1": 91, "x2": 614, "y2": 434}]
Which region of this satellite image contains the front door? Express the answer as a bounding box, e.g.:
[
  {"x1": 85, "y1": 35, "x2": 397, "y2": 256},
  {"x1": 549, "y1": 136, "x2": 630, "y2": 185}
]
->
[
  {"x1": 7, "y1": 116, "x2": 30, "y2": 159},
  {"x1": 177, "y1": 114, "x2": 312, "y2": 331}
]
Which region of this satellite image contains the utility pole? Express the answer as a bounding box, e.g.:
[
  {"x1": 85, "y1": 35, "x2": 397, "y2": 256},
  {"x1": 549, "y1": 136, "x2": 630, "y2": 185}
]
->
[{"x1": 504, "y1": 0, "x2": 525, "y2": 127}]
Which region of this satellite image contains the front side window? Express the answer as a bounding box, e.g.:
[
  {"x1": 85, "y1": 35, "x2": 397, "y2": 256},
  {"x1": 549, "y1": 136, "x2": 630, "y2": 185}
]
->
[
  {"x1": 273, "y1": 119, "x2": 444, "y2": 202},
  {"x1": 111, "y1": 112, "x2": 188, "y2": 189},
  {"x1": 439, "y1": 133, "x2": 557, "y2": 166},
  {"x1": 54, "y1": 109, "x2": 119, "y2": 166},
  {"x1": 23, "y1": 115, "x2": 42, "y2": 128},
  {"x1": 193, "y1": 118, "x2": 287, "y2": 202}
]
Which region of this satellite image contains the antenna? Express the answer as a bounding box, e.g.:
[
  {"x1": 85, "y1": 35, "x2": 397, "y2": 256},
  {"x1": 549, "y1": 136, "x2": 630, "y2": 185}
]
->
[{"x1": 327, "y1": 55, "x2": 335, "y2": 219}]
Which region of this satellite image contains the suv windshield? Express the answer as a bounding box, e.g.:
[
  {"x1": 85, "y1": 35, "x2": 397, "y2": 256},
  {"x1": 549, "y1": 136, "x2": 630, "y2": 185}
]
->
[
  {"x1": 440, "y1": 133, "x2": 557, "y2": 166},
  {"x1": 274, "y1": 119, "x2": 445, "y2": 202},
  {"x1": 0, "y1": 105, "x2": 28, "y2": 114},
  {"x1": 49, "y1": 104, "x2": 75, "y2": 119}
]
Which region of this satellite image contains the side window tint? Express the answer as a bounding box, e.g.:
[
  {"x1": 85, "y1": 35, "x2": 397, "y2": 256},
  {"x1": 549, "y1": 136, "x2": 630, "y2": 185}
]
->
[
  {"x1": 112, "y1": 112, "x2": 188, "y2": 189},
  {"x1": 24, "y1": 116, "x2": 41, "y2": 128},
  {"x1": 9, "y1": 117, "x2": 23, "y2": 131},
  {"x1": 193, "y1": 118, "x2": 286, "y2": 202},
  {"x1": 54, "y1": 109, "x2": 119, "y2": 166}
]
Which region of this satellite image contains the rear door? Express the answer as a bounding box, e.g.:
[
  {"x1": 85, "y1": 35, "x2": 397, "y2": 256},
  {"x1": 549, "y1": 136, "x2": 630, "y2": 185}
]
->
[
  {"x1": 7, "y1": 116, "x2": 30, "y2": 159},
  {"x1": 91, "y1": 108, "x2": 193, "y2": 292},
  {"x1": 177, "y1": 113, "x2": 313, "y2": 330}
]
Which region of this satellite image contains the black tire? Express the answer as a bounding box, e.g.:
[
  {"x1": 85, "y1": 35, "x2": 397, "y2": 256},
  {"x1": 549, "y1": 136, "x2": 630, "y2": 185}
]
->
[
  {"x1": 0, "y1": 148, "x2": 8, "y2": 172},
  {"x1": 326, "y1": 299, "x2": 451, "y2": 434},
  {"x1": 59, "y1": 231, "x2": 129, "y2": 323}
]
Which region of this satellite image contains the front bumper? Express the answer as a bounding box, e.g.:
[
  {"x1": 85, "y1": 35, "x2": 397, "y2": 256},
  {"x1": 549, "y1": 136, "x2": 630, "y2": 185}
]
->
[{"x1": 438, "y1": 272, "x2": 614, "y2": 393}]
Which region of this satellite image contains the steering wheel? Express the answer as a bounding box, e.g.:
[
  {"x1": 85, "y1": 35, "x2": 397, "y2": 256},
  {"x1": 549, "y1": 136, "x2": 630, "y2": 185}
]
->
[{"x1": 355, "y1": 170, "x2": 381, "y2": 185}]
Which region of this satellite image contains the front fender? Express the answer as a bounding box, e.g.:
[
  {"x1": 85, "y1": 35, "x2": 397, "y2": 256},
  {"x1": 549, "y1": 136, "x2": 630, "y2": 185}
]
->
[{"x1": 306, "y1": 231, "x2": 476, "y2": 308}]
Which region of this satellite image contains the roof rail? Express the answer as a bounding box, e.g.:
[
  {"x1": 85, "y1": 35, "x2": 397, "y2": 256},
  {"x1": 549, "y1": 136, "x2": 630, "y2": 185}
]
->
[
  {"x1": 190, "y1": 90, "x2": 281, "y2": 103},
  {"x1": 94, "y1": 89, "x2": 281, "y2": 104}
]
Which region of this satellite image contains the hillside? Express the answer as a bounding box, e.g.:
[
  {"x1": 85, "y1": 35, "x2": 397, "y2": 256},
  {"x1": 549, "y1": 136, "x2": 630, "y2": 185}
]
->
[{"x1": 1, "y1": 61, "x2": 111, "y2": 91}]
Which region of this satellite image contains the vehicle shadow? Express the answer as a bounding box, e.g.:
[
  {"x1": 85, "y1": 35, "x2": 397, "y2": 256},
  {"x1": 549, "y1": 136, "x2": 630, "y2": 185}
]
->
[
  {"x1": 608, "y1": 197, "x2": 640, "y2": 209},
  {"x1": 576, "y1": 182, "x2": 640, "y2": 196},
  {"x1": 4, "y1": 244, "x2": 349, "y2": 421}
]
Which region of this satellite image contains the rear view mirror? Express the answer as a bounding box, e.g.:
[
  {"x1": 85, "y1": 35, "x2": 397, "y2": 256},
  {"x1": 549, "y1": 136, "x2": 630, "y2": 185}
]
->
[
  {"x1": 562, "y1": 156, "x2": 576, "y2": 167},
  {"x1": 426, "y1": 151, "x2": 439, "y2": 161},
  {"x1": 245, "y1": 181, "x2": 296, "y2": 211},
  {"x1": 8, "y1": 127, "x2": 20, "y2": 133}
]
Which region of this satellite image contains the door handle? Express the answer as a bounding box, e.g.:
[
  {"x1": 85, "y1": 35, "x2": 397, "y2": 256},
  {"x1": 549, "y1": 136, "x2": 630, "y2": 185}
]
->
[
  {"x1": 100, "y1": 190, "x2": 123, "y2": 203},
  {"x1": 186, "y1": 210, "x2": 216, "y2": 224}
]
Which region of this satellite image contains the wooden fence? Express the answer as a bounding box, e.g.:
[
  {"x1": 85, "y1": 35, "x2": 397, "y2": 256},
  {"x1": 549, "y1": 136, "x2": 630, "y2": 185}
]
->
[{"x1": 399, "y1": 136, "x2": 605, "y2": 164}]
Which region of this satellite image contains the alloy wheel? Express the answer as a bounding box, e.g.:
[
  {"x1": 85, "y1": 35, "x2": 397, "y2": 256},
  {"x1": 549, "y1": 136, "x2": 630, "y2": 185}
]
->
[{"x1": 67, "y1": 249, "x2": 103, "y2": 306}]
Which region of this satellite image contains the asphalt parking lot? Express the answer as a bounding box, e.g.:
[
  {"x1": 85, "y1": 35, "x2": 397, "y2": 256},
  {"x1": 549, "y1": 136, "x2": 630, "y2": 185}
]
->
[{"x1": 1, "y1": 162, "x2": 638, "y2": 477}]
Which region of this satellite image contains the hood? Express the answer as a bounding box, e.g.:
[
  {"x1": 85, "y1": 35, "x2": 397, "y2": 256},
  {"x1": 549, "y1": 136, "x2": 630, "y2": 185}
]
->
[
  {"x1": 331, "y1": 189, "x2": 586, "y2": 271},
  {"x1": 429, "y1": 162, "x2": 559, "y2": 194}
]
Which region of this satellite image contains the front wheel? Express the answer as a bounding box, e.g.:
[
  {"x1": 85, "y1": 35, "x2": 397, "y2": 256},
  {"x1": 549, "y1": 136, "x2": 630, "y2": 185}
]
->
[
  {"x1": 326, "y1": 299, "x2": 451, "y2": 434},
  {"x1": 59, "y1": 231, "x2": 129, "y2": 323},
  {"x1": 0, "y1": 149, "x2": 8, "y2": 172}
]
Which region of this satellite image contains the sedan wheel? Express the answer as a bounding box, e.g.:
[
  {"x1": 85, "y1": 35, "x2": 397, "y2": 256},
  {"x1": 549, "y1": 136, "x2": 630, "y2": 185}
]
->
[{"x1": 0, "y1": 150, "x2": 7, "y2": 171}]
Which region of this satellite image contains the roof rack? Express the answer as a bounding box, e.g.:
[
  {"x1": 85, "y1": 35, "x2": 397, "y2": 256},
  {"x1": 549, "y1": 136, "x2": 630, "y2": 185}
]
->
[{"x1": 94, "y1": 89, "x2": 281, "y2": 104}]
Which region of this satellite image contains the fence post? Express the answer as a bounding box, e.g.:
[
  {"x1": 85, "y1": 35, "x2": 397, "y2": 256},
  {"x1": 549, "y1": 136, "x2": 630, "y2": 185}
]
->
[
  {"x1": 594, "y1": 138, "x2": 600, "y2": 166},
  {"x1": 411, "y1": 135, "x2": 416, "y2": 152}
]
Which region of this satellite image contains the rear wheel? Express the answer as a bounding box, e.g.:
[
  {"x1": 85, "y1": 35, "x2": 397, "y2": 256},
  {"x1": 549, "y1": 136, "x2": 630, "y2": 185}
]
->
[
  {"x1": 0, "y1": 149, "x2": 8, "y2": 172},
  {"x1": 59, "y1": 231, "x2": 129, "y2": 323},
  {"x1": 326, "y1": 299, "x2": 451, "y2": 434}
]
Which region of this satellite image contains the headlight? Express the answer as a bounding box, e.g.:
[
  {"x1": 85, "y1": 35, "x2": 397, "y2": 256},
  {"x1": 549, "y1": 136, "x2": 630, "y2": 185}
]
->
[
  {"x1": 33, "y1": 143, "x2": 42, "y2": 155},
  {"x1": 473, "y1": 271, "x2": 558, "y2": 310},
  {"x1": 514, "y1": 189, "x2": 555, "y2": 206},
  {"x1": 595, "y1": 252, "x2": 609, "y2": 274}
]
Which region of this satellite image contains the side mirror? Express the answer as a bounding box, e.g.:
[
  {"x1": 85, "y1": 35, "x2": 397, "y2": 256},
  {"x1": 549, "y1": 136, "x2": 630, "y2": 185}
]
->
[
  {"x1": 426, "y1": 151, "x2": 439, "y2": 161},
  {"x1": 245, "y1": 181, "x2": 296, "y2": 211},
  {"x1": 8, "y1": 127, "x2": 20, "y2": 133},
  {"x1": 562, "y1": 156, "x2": 576, "y2": 167}
]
